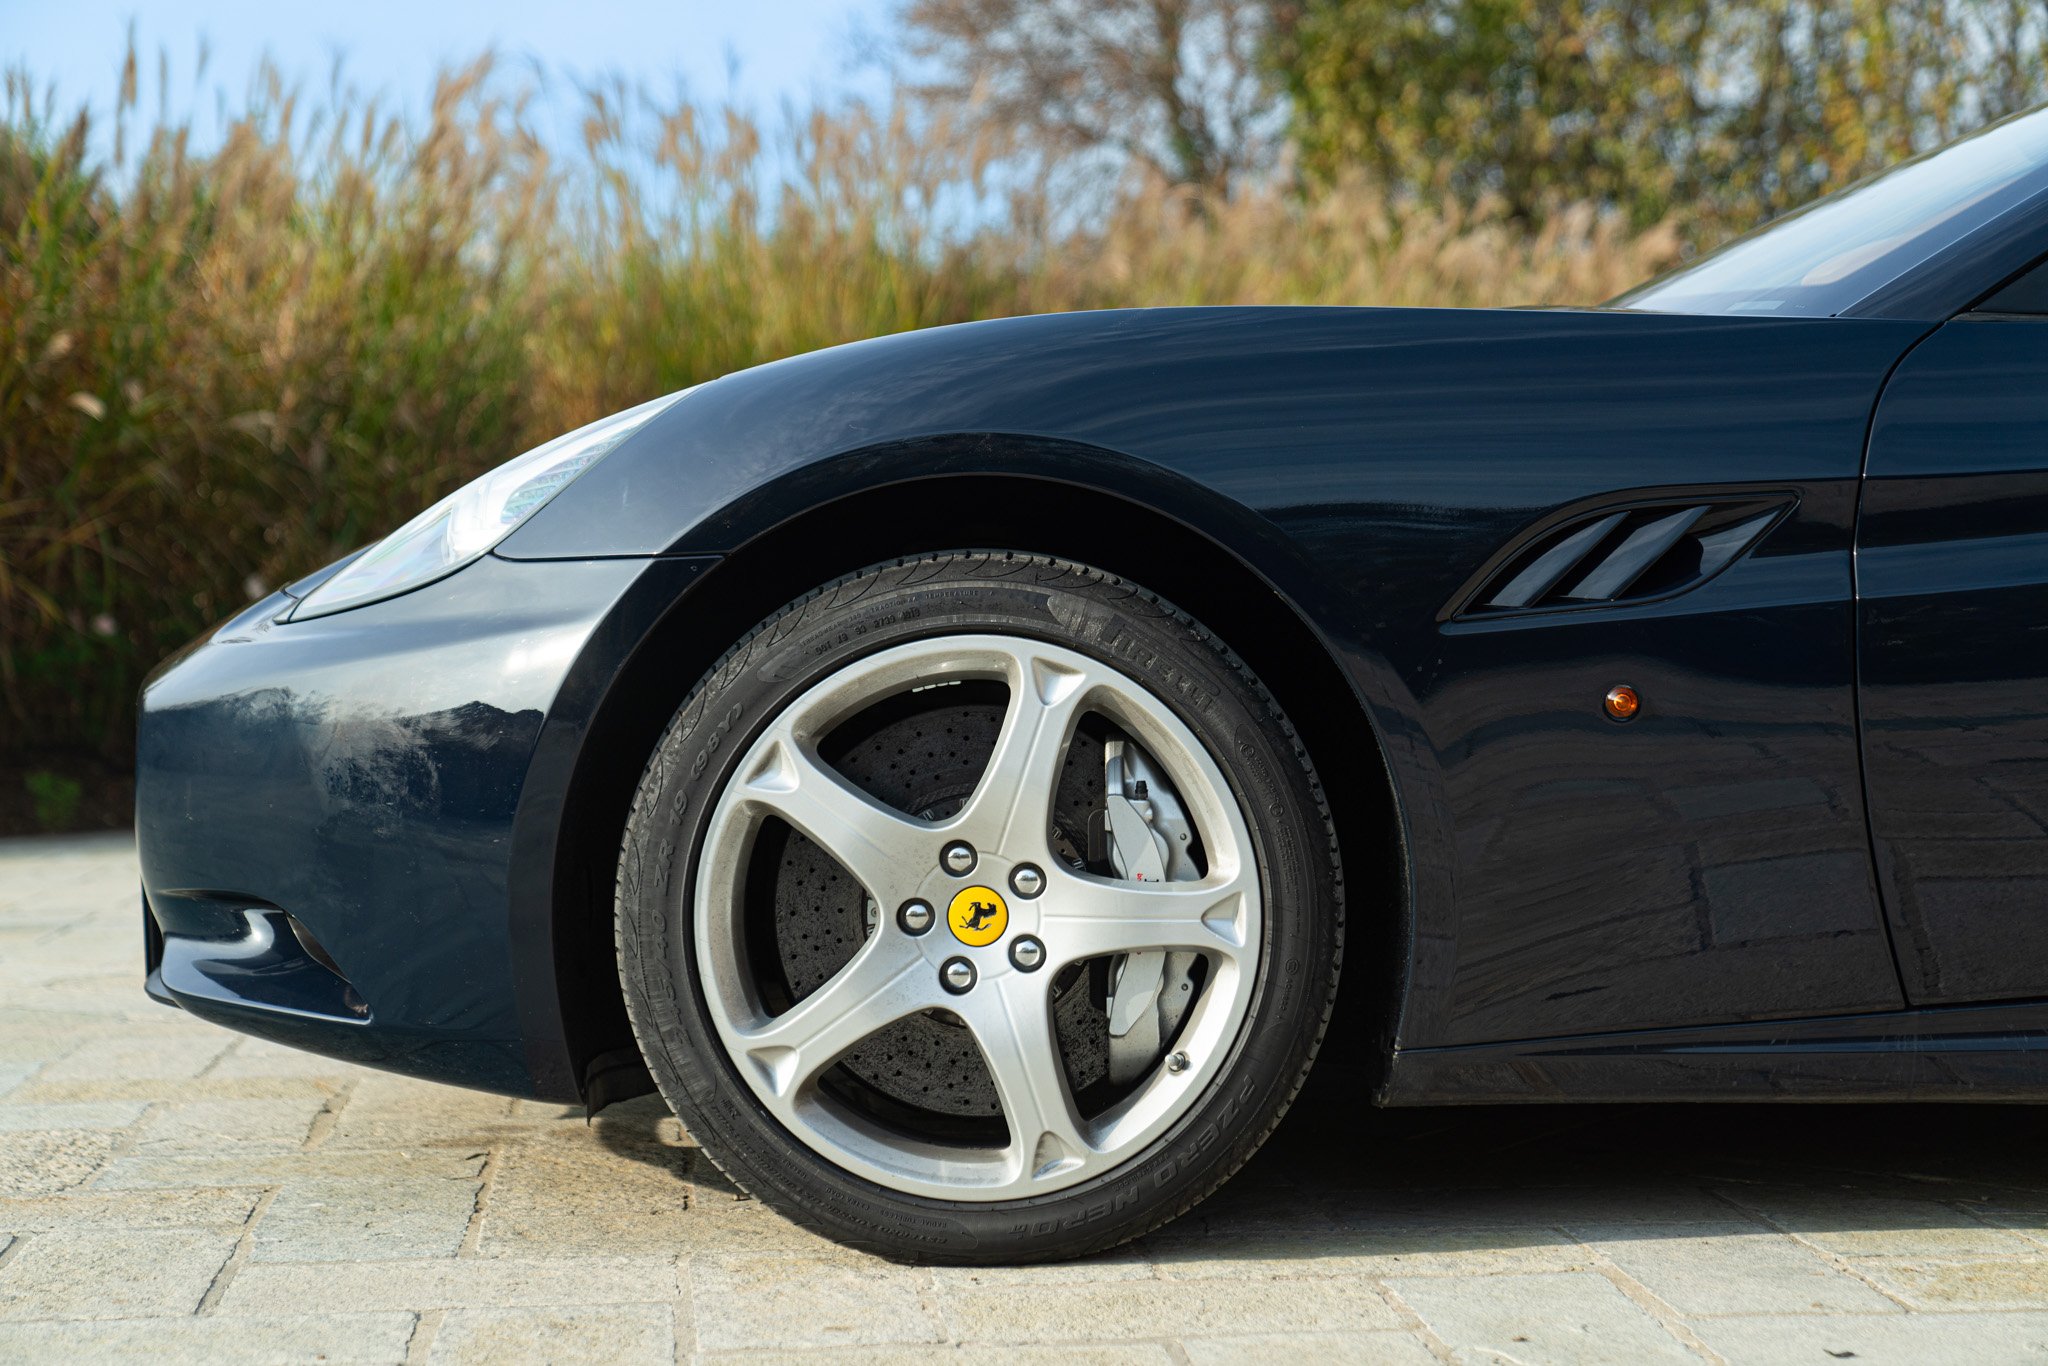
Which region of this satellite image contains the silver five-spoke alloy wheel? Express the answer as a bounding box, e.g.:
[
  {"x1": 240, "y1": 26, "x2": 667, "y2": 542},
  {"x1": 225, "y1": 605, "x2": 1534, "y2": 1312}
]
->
[{"x1": 694, "y1": 635, "x2": 1263, "y2": 1200}]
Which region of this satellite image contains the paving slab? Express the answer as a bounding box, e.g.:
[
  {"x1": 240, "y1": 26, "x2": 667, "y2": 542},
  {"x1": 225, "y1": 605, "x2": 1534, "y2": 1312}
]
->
[
  {"x1": 930, "y1": 1247, "x2": 1154, "y2": 1289},
  {"x1": 39, "y1": 1033, "x2": 233, "y2": 1083},
  {"x1": 1692, "y1": 1311, "x2": 2048, "y2": 1364},
  {"x1": 0, "y1": 1128, "x2": 124, "y2": 1195},
  {"x1": 1388, "y1": 1269, "x2": 1697, "y2": 1365},
  {"x1": 1714, "y1": 1184, "x2": 2043, "y2": 1258},
  {"x1": 206, "y1": 1037, "x2": 373, "y2": 1082},
  {"x1": 0, "y1": 1100, "x2": 150, "y2": 1132},
  {"x1": 252, "y1": 1175, "x2": 485, "y2": 1262},
  {"x1": 215, "y1": 1255, "x2": 683, "y2": 1314},
  {"x1": 1180, "y1": 1331, "x2": 1439, "y2": 1365},
  {"x1": 0, "y1": 1187, "x2": 261, "y2": 1232},
  {"x1": 690, "y1": 1250, "x2": 944, "y2": 1351},
  {"x1": 10, "y1": 833, "x2": 2048, "y2": 1362},
  {"x1": 694, "y1": 1348, "x2": 1178, "y2": 1365},
  {"x1": 1855, "y1": 1255, "x2": 2048, "y2": 1311},
  {"x1": 473, "y1": 1122, "x2": 693, "y2": 1260},
  {"x1": 0, "y1": 1228, "x2": 238, "y2": 1321},
  {"x1": 1145, "y1": 1223, "x2": 1591, "y2": 1280},
  {"x1": 0, "y1": 1313, "x2": 419, "y2": 1363},
  {"x1": 320, "y1": 1073, "x2": 522, "y2": 1150},
  {"x1": 12, "y1": 1074, "x2": 346, "y2": 1104},
  {"x1": 938, "y1": 1276, "x2": 1408, "y2": 1344},
  {"x1": 93, "y1": 1147, "x2": 488, "y2": 1190},
  {"x1": 428, "y1": 1303, "x2": 677, "y2": 1364},
  {"x1": 1572, "y1": 1220, "x2": 1902, "y2": 1316},
  {"x1": 134, "y1": 1097, "x2": 332, "y2": 1152}
]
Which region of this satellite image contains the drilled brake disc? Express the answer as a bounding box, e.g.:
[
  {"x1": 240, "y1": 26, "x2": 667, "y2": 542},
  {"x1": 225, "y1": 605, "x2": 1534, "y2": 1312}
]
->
[{"x1": 766, "y1": 691, "x2": 1111, "y2": 1117}]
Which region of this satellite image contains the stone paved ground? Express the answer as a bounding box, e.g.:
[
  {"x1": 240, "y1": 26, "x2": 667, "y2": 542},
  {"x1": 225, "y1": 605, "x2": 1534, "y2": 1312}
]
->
[{"x1": 5, "y1": 835, "x2": 2048, "y2": 1364}]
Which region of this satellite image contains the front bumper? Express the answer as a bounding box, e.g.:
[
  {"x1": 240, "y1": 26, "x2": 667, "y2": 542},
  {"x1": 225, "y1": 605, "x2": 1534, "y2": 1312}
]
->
[{"x1": 136, "y1": 552, "x2": 664, "y2": 1098}]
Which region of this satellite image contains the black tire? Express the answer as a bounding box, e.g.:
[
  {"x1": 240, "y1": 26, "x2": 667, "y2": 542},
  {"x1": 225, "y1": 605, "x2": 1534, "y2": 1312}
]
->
[{"x1": 615, "y1": 551, "x2": 1344, "y2": 1262}]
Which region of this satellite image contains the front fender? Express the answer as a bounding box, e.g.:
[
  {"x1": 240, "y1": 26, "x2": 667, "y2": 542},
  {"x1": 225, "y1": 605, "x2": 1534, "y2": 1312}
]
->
[{"x1": 507, "y1": 304, "x2": 1930, "y2": 1049}]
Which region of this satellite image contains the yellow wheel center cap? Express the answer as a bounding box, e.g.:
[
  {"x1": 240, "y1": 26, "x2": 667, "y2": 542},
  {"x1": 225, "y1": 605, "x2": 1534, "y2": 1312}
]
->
[{"x1": 946, "y1": 886, "x2": 1008, "y2": 946}]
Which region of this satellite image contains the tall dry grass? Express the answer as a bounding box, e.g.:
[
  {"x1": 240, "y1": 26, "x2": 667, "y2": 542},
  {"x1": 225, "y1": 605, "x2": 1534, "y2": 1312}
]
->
[{"x1": 0, "y1": 55, "x2": 1680, "y2": 761}]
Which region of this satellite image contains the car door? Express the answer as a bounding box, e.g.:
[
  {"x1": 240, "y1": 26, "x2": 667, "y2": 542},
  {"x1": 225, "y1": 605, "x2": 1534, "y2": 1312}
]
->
[{"x1": 1860, "y1": 258, "x2": 2048, "y2": 1003}]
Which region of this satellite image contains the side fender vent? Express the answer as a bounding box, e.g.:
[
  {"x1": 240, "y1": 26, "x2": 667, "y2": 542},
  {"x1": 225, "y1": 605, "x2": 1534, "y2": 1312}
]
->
[{"x1": 1447, "y1": 494, "x2": 1793, "y2": 621}]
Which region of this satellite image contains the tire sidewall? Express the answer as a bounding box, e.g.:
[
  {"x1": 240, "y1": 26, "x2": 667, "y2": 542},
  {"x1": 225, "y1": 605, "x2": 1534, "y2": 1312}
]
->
[{"x1": 617, "y1": 553, "x2": 1339, "y2": 1260}]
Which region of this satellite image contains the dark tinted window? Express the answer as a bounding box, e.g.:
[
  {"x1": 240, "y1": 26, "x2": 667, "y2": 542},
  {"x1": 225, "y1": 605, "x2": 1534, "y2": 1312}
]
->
[{"x1": 1976, "y1": 257, "x2": 2048, "y2": 314}]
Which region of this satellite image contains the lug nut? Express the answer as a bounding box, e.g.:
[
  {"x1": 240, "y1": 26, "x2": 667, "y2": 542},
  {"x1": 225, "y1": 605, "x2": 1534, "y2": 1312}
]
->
[
  {"x1": 1009, "y1": 935, "x2": 1046, "y2": 971},
  {"x1": 1010, "y1": 864, "x2": 1045, "y2": 898},
  {"x1": 940, "y1": 841, "x2": 977, "y2": 876},
  {"x1": 897, "y1": 900, "x2": 935, "y2": 935},
  {"x1": 1165, "y1": 1050, "x2": 1191, "y2": 1075},
  {"x1": 940, "y1": 957, "x2": 977, "y2": 994}
]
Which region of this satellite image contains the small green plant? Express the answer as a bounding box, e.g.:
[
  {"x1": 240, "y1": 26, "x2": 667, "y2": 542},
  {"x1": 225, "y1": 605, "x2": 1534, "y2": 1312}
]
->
[{"x1": 24, "y1": 770, "x2": 85, "y2": 832}]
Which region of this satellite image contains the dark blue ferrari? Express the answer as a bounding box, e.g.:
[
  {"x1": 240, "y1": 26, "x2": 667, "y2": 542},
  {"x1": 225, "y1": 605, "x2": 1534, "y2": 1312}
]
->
[{"x1": 139, "y1": 105, "x2": 2048, "y2": 1262}]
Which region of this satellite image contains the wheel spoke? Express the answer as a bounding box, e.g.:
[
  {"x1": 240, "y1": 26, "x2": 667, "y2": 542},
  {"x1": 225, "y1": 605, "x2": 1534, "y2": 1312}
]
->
[
  {"x1": 732, "y1": 936, "x2": 930, "y2": 1099},
  {"x1": 692, "y1": 630, "x2": 1268, "y2": 1203},
  {"x1": 950, "y1": 645, "x2": 1093, "y2": 855},
  {"x1": 1040, "y1": 868, "x2": 1254, "y2": 965},
  {"x1": 967, "y1": 973, "x2": 1095, "y2": 1185},
  {"x1": 736, "y1": 733, "x2": 932, "y2": 907}
]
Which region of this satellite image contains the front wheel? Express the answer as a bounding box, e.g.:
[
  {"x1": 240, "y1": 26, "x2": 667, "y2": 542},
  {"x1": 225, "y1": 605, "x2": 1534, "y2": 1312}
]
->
[{"x1": 616, "y1": 552, "x2": 1343, "y2": 1262}]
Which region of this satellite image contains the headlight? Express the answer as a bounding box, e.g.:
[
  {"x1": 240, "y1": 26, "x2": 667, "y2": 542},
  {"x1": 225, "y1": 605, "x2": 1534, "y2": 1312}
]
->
[{"x1": 293, "y1": 389, "x2": 689, "y2": 619}]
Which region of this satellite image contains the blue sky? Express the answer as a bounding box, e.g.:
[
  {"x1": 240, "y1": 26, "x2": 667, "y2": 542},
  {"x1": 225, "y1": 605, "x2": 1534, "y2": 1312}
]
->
[{"x1": 4, "y1": 1, "x2": 893, "y2": 148}]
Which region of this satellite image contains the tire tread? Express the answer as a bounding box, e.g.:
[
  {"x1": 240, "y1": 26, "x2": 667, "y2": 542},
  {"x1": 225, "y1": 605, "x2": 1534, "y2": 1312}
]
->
[{"x1": 614, "y1": 550, "x2": 1345, "y2": 1262}]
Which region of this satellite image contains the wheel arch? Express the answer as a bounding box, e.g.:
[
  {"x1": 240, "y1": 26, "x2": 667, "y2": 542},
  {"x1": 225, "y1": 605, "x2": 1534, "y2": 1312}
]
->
[{"x1": 546, "y1": 448, "x2": 1408, "y2": 1107}]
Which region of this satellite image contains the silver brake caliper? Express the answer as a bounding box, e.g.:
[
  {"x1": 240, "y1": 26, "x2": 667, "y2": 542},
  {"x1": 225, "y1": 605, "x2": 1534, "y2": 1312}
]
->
[{"x1": 1102, "y1": 739, "x2": 1199, "y2": 1085}]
